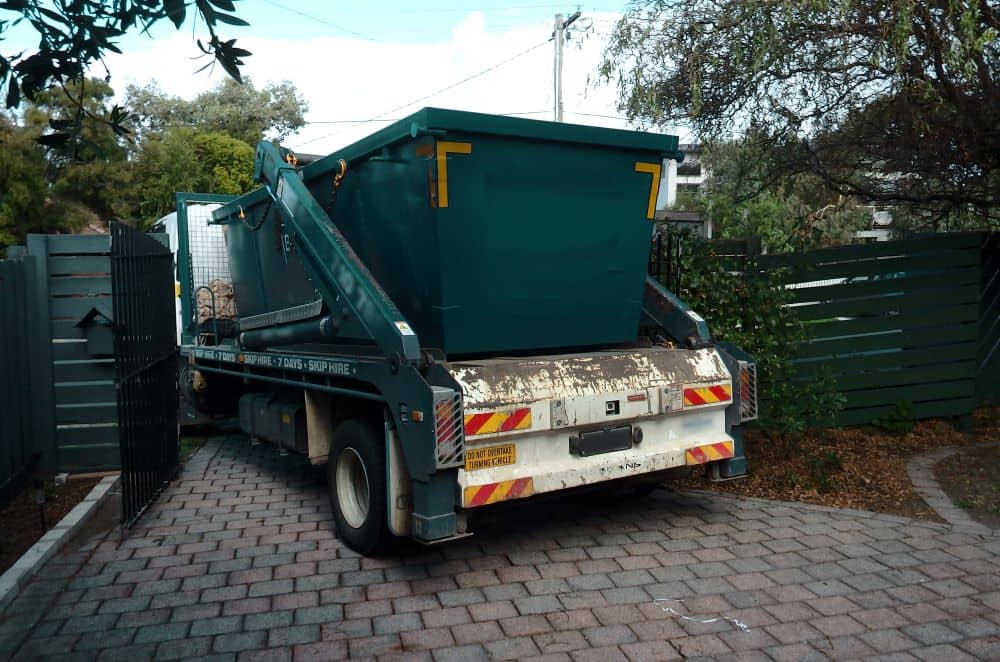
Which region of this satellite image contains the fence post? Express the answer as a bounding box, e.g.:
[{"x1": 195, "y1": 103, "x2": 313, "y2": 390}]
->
[
  {"x1": 0, "y1": 259, "x2": 30, "y2": 501},
  {"x1": 24, "y1": 236, "x2": 57, "y2": 474},
  {"x1": 978, "y1": 232, "x2": 999, "y2": 406}
]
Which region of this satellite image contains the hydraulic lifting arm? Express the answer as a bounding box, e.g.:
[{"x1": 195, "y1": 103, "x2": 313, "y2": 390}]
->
[
  {"x1": 219, "y1": 141, "x2": 423, "y2": 365},
  {"x1": 212, "y1": 143, "x2": 463, "y2": 543},
  {"x1": 642, "y1": 275, "x2": 713, "y2": 349}
]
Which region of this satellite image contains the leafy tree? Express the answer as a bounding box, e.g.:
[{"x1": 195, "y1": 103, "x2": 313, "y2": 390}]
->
[
  {"x1": 1, "y1": 0, "x2": 250, "y2": 109},
  {"x1": 697, "y1": 136, "x2": 870, "y2": 251},
  {"x1": 121, "y1": 127, "x2": 254, "y2": 224},
  {"x1": 664, "y1": 230, "x2": 845, "y2": 444},
  {"x1": 125, "y1": 78, "x2": 307, "y2": 146},
  {"x1": 23, "y1": 78, "x2": 126, "y2": 162},
  {"x1": 602, "y1": 1, "x2": 1000, "y2": 228},
  {"x1": 0, "y1": 115, "x2": 92, "y2": 246},
  {"x1": 114, "y1": 77, "x2": 306, "y2": 226},
  {"x1": 22, "y1": 78, "x2": 130, "y2": 220}
]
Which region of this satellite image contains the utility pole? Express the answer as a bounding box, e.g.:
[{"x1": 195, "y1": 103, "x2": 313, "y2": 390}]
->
[{"x1": 553, "y1": 10, "x2": 581, "y2": 122}]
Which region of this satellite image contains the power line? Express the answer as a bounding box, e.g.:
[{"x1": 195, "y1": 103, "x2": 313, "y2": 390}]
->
[
  {"x1": 259, "y1": 0, "x2": 377, "y2": 41},
  {"x1": 565, "y1": 111, "x2": 632, "y2": 121},
  {"x1": 365, "y1": 40, "x2": 549, "y2": 120},
  {"x1": 291, "y1": 39, "x2": 550, "y2": 150}
]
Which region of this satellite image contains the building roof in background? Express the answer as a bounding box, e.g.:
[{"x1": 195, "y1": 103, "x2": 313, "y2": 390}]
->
[{"x1": 656, "y1": 210, "x2": 702, "y2": 223}]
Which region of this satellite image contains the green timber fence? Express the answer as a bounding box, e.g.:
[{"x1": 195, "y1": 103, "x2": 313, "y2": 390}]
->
[
  {"x1": 653, "y1": 231, "x2": 997, "y2": 426},
  {"x1": 0, "y1": 253, "x2": 40, "y2": 503},
  {"x1": 759, "y1": 232, "x2": 990, "y2": 426},
  {"x1": 33, "y1": 234, "x2": 120, "y2": 471},
  {"x1": 979, "y1": 233, "x2": 1000, "y2": 405},
  {"x1": 0, "y1": 234, "x2": 149, "y2": 500}
]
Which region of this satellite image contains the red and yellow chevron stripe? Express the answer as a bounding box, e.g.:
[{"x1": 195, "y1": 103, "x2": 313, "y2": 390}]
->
[
  {"x1": 683, "y1": 384, "x2": 732, "y2": 407},
  {"x1": 463, "y1": 408, "x2": 532, "y2": 436},
  {"x1": 464, "y1": 477, "x2": 534, "y2": 507},
  {"x1": 685, "y1": 440, "x2": 735, "y2": 465}
]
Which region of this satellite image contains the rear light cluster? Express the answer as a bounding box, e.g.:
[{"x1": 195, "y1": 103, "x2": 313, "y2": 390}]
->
[
  {"x1": 432, "y1": 387, "x2": 465, "y2": 469},
  {"x1": 738, "y1": 361, "x2": 758, "y2": 422}
]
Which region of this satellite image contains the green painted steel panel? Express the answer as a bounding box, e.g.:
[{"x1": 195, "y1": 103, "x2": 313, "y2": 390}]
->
[
  {"x1": 224, "y1": 108, "x2": 679, "y2": 356},
  {"x1": 304, "y1": 107, "x2": 683, "y2": 175}
]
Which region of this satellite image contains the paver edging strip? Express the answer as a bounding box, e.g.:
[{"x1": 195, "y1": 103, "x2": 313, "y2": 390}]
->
[
  {"x1": 905, "y1": 442, "x2": 999, "y2": 536},
  {"x1": 0, "y1": 474, "x2": 119, "y2": 613},
  {"x1": 677, "y1": 484, "x2": 988, "y2": 536}
]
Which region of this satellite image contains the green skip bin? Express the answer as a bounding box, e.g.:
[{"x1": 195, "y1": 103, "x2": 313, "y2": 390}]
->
[{"x1": 222, "y1": 108, "x2": 683, "y2": 357}]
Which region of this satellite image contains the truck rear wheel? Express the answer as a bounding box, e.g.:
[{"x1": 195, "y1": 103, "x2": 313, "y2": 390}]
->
[{"x1": 327, "y1": 419, "x2": 397, "y2": 555}]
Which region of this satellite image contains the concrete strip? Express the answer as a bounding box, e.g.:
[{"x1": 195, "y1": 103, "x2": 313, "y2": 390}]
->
[
  {"x1": 0, "y1": 474, "x2": 119, "y2": 613},
  {"x1": 906, "y1": 443, "x2": 997, "y2": 536}
]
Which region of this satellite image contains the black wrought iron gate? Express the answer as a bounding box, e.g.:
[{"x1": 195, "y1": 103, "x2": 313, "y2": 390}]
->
[{"x1": 111, "y1": 222, "x2": 179, "y2": 527}]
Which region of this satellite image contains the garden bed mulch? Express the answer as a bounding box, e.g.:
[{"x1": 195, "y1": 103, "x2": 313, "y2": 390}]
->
[
  {"x1": 0, "y1": 477, "x2": 101, "y2": 577},
  {"x1": 679, "y1": 408, "x2": 1000, "y2": 522}
]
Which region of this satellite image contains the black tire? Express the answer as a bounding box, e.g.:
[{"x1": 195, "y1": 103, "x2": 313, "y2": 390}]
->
[{"x1": 327, "y1": 419, "x2": 397, "y2": 555}]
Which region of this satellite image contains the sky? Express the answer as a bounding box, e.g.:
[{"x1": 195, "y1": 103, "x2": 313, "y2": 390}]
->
[{"x1": 5, "y1": 1, "x2": 673, "y2": 154}]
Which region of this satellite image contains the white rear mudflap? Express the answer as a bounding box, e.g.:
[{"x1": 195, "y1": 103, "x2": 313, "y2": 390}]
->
[{"x1": 447, "y1": 347, "x2": 736, "y2": 508}]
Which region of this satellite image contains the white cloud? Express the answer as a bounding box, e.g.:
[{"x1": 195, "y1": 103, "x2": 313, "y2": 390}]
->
[{"x1": 100, "y1": 11, "x2": 672, "y2": 155}]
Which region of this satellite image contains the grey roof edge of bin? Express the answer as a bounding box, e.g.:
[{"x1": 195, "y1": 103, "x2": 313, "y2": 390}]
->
[{"x1": 211, "y1": 107, "x2": 683, "y2": 222}]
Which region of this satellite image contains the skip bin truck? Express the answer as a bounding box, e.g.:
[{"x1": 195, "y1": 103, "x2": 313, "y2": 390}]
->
[{"x1": 175, "y1": 108, "x2": 757, "y2": 554}]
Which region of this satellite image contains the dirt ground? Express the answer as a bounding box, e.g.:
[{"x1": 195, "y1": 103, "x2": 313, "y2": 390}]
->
[
  {"x1": 0, "y1": 434, "x2": 212, "y2": 577},
  {"x1": 0, "y1": 477, "x2": 100, "y2": 575},
  {"x1": 935, "y1": 442, "x2": 1000, "y2": 529},
  {"x1": 680, "y1": 407, "x2": 1000, "y2": 523}
]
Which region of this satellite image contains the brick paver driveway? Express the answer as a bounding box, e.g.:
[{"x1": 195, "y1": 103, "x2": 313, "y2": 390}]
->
[{"x1": 2, "y1": 434, "x2": 998, "y2": 661}]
